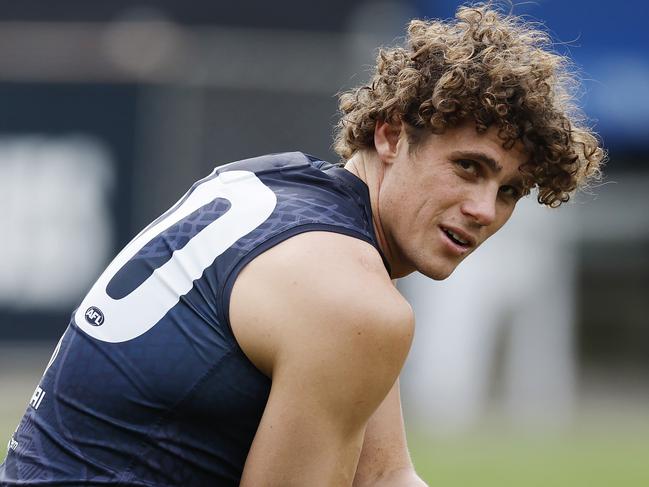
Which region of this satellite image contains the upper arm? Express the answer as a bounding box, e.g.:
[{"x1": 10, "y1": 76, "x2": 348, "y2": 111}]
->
[{"x1": 229, "y1": 231, "x2": 414, "y2": 486}]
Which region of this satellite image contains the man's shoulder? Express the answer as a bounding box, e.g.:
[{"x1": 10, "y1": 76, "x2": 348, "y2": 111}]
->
[
  {"x1": 229, "y1": 231, "x2": 413, "y2": 376},
  {"x1": 239, "y1": 230, "x2": 404, "y2": 312},
  {"x1": 216, "y1": 151, "x2": 311, "y2": 174}
]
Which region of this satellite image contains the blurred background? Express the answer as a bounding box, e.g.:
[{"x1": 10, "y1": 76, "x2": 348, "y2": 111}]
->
[{"x1": 0, "y1": 1, "x2": 647, "y2": 485}]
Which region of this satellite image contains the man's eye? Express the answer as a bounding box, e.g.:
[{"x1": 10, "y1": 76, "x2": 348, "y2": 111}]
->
[
  {"x1": 500, "y1": 185, "x2": 521, "y2": 199},
  {"x1": 457, "y1": 159, "x2": 477, "y2": 173}
]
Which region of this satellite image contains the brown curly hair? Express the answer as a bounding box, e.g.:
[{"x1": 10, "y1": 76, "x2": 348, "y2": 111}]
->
[{"x1": 334, "y1": 3, "x2": 605, "y2": 207}]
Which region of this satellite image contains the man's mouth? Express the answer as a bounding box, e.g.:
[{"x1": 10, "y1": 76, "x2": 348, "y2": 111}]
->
[{"x1": 440, "y1": 226, "x2": 474, "y2": 249}]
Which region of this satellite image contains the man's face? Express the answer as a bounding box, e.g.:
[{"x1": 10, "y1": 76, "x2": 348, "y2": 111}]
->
[{"x1": 378, "y1": 120, "x2": 528, "y2": 279}]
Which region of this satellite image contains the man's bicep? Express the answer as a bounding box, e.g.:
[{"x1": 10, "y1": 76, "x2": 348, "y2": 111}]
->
[
  {"x1": 240, "y1": 364, "x2": 365, "y2": 486},
  {"x1": 239, "y1": 310, "x2": 411, "y2": 486}
]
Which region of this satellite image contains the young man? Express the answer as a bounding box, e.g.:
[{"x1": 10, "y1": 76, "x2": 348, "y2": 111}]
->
[{"x1": 1, "y1": 5, "x2": 604, "y2": 486}]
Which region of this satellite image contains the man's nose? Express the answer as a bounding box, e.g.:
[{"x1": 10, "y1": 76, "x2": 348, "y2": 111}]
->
[{"x1": 461, "y1": 188, "x2": 497, "y2": 227}]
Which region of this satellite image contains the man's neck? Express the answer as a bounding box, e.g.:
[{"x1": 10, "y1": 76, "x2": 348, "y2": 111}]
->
[{"x1": 343, "y1": 151, "x2": 405, "y2": 278}]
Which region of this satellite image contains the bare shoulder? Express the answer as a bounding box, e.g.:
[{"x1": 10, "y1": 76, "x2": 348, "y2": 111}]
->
[{"x1": 229, "y1": 231, "x2": 413, "y2": 377}]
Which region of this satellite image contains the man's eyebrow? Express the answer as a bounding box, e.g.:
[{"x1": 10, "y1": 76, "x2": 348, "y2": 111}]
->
[
  {"x1": 451, "y1": 150, "x2": 502, "y2": 173},
  {"x1": 452, "y1": 150, "x2": 528, "y2": 190}
]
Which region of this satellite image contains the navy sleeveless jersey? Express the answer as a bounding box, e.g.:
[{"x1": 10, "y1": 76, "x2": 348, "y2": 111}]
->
[{"x1": 0, "y1": 152, "x2": 381, "y2": 486}]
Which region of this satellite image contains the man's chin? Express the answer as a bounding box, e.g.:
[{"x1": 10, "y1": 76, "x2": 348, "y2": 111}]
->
[
  {"x1": 420, "y1": 264, "x2": 456, "y2": 281},
  {"x1": 429, "y1": 250, "x2": 476, "y2": 280},
  {"x1": 409, "y1": 252, "x2": 468, "y2": 280}
]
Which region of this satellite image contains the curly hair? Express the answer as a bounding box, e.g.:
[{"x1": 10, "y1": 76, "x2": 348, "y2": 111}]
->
[{"x1": 334, "y1": 3, "x2": 605, "y2": 207}]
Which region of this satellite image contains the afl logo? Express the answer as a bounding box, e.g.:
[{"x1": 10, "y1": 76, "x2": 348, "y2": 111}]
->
[{"x1": 85, "y1": 306, "x2": 105, "y2": 326}]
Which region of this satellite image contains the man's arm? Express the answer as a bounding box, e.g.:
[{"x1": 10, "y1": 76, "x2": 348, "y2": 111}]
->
[
  {"x1": 352, "y1": 275, "x2": 427, "y2": 485},
  {"x1": 230, "y1": 231, "x2": 414, "y2": 486},
  {"x1": 353, "y1": 379, "x2": 428, "y2": 486}
]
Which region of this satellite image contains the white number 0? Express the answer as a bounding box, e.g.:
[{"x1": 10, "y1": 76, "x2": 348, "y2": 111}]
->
[{"x1": 73, "y1": 170, "x2": 276, "y2": 343}]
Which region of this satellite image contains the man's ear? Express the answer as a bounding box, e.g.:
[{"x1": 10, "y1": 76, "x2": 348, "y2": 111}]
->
[{"x1": 374, "y1": 119, "x2": 404, "y2": 163}]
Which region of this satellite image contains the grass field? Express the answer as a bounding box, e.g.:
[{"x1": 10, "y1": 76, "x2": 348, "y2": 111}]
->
[
  {"x1": 409, "y1": 424, "x2": 649, "y2": 487},
  {"x1": 2, "y1": 344, "x2": 649, "y2": 486}
]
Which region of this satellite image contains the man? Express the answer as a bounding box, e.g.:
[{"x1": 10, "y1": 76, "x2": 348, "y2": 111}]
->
[{"x1": 1, "y1": 4, "x2": 604, "y2": 486}]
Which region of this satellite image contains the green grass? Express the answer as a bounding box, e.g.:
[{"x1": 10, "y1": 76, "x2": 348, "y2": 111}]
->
[{"x1": 409, "y1": 425, "x2": 649, "y2": 487}]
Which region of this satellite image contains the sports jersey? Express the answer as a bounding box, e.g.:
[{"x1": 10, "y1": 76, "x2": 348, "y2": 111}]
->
[{"x1": 0, "y1": 152, "x2": 382, "y2": 486}]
